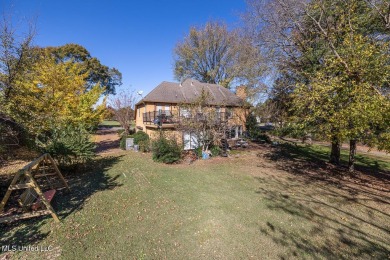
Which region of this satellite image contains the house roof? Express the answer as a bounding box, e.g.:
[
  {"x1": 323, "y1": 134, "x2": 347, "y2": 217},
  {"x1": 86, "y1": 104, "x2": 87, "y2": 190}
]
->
[{"x1": 136, "y1": 79, "x2": 244, "y2": 107}]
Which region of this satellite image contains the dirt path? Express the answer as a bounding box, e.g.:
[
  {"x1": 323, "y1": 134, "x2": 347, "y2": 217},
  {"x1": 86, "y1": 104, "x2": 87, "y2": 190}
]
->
[{"x1": 93, "y1": 127, "x2": 123, "y2": 155}]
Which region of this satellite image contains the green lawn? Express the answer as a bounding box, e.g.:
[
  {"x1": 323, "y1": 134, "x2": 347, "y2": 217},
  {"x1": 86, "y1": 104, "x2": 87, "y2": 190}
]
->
[
  {"x1": 99, "y1": 120, "x2": 122, "y2": 127},
  {"x1": 1, "y1": 148, "x2": 389, "y2": 259},
  {"x1": 276, "y1": 142, "x2": 390, "y2": 171}
]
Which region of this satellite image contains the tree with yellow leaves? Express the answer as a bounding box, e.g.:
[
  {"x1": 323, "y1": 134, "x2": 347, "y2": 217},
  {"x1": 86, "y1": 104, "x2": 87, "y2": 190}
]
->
[
  {"x1": 8, "y1": 51, "x2": 106, "y2": 136},
  {"x1": 3, "y1": 51, "x2": 106, "y2": 165}
]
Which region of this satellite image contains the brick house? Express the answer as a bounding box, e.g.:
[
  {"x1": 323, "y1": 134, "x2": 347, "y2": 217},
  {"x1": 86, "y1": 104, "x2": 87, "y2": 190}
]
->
[{"x1": 134, "y1": 79, "x2": 249, "y2": 149}]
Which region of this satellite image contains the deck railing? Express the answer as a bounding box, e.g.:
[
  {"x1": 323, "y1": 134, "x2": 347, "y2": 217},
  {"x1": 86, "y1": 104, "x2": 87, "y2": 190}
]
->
[{"x1": 142, "y1": 110, "x2": 232, "y2": 125}]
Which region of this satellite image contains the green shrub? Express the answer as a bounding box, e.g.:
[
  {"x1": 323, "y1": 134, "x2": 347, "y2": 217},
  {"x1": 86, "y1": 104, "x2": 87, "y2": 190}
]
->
[
  {"x1": 210, "y1": 145, "x2": 222, "y2": 156},
  {"x1": 120, "y1": 135, "x2": 133, "y2": 150},
  {"x1": 129, "y1": 128, "x2": 136, "y2": 135},
  {"x1": 151, "y1": 134, "x2": 182, "y2": 164},
  {"x1": 245, "y1": 113, "x2": 273, "y2": 142},
  {"x1": 245, "y1": 113, "x2": 258, "y2": 137},
  {"x1": 120, "y1": 131, "x2": 150, "y2": 150},
  {"x1": 36, "y1": 124, "x2": 95, "y2": 167},
  {"x1": 117, "y1": 129, "x2": 125, "y2": 136},
  {"x1": 193, "y1": 145, "x2": 221, "y2": 158},
  {"x1": 133, "y1": 131, "x2": 149, "y2": 145},
  {"x1": 272, "y1": 123, "x2": 306, "y2": 139},
  {"x1": 194, "y1": 147, "x2": 202, "y2": 158},
  {"x1": 0, "y1": 124, "x2": 12, "y2": 160},
  {"x1": 117, "y1": 128, "x2": 135, "y2": 137},
  {"x1": 138, "y1": 139, "x2": 151, "y2": 152},
  {"x1": 252, "y1": 131, "x2": 271, "y2": 143},
  {"x1": 120, "y1": 135, "x2": 131, "y2": 150}
]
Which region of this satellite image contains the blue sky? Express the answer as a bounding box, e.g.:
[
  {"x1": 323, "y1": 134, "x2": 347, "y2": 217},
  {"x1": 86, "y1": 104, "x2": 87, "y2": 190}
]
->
[{"x1": 2, "y1": 0, "x2": 247, "y2": 97}]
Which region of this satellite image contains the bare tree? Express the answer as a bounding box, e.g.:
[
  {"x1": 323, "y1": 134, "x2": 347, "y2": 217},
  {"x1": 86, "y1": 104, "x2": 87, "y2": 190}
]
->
[
  {"x1": 109, "y1": 90, "x2": 137, "y2": 135},
  {"x1": 176, "y1": 89, "x2": 240, "y2": 153},
  {"x1": 174, "y1": 21, "x2": 266, "y2": 90},
  {"x1": 0, "y1": 11, "x2": 36, "y2": 161},
  {"x1": 0, "y1": 12, "x2": 36, "y2": 103},
  {"x1": 0, "y1": 117, "x2": 21, "y2": 164},
  {"x1": 245, "y1": 0, "x2": 389, "y2": 90}
]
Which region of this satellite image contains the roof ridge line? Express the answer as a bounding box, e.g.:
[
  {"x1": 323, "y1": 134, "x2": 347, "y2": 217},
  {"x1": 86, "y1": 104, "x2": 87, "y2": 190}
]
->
[
  {"x1": 205, "y1": 84, "x2": 217, "y2": 101},
  {"x1": 217, "y1": 85, "x2": 227, "y2": 98},
  {"x1": 180, "y1": 86, "x2": 187, "y2": 102}
]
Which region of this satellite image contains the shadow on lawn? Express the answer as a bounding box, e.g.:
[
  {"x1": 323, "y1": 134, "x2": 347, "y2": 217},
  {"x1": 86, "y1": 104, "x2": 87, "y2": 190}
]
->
[
  {"x1": 257, "y1": 143, "x2": 390, "y2": 259},
  {"x1": 94, "y1": 128, "x2": 121, "y2": 154},
  {"x1": 95, "y1": 139, "x2": 121, "y2": 153},
  {"x1": 0, "y1": 155, "x2": 123, "y2": 250},
  {"x1": 265, "y1": 142, "x2": 390, "y2": 187}
]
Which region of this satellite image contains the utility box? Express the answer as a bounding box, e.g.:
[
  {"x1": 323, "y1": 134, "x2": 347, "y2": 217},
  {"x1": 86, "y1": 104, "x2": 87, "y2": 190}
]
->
[{"x1": 126, "y1": 138, "x2": 134, "y2": 150}]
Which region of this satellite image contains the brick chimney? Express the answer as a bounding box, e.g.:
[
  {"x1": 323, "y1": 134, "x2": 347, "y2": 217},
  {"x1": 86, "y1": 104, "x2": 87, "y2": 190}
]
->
[{"x1": 235, "y1": 85, "x2": 247, "y2": 100}]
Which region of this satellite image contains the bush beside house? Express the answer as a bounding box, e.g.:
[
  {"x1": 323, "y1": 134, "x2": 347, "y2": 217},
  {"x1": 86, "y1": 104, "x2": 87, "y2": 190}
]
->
[
  {"x1": 120, "y1": 130, "x2": 150, "y2": 151},
  {"x1": 151, "y1": 134, "x2": 181, "y2": 164}
]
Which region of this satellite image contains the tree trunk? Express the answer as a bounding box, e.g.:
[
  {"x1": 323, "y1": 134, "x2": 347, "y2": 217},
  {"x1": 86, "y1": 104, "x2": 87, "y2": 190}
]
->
[
  {"x1": 124, "y1": 126, "x2": 130, "y2": 136},
  {"x1": 329, "y1": 138, "x2": 340, "y2": 165},
  {"x1": 348, "y1": 139, "x2": 357, "y2": 173}
]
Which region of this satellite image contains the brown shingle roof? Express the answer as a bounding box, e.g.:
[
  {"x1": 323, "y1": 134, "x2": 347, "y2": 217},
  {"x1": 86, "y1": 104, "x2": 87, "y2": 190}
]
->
[{"x1": 136, "y1": 79, "x2": 244, "y2": 107}]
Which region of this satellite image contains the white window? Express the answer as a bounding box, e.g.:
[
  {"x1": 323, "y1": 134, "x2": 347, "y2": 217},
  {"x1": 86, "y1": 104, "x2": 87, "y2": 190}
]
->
[
  {"x1": 183, "y1": 132, "x2": 199, "y2": 150},
  {"x1": 227, "y1": 108, "x2": 233, "y2": 118},
  {"x1": 238, "y1": 125, "x2": 243, "y2": 137},
  {"x1": 180, "y1": 107, "x2": 191, "y2": 118},
  {"x1": 156, "y1": 104, "x2": 170, "y2": 112}
]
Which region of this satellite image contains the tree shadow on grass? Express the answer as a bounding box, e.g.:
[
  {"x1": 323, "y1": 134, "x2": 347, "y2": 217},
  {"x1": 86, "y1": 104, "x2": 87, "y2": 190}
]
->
[
  {"x1": 264, "y1": 142, "x2": 390, "y2": 189},
  {"x1": 94, "y1": 128, "x2": 121, "y2": 154},
  {"x1": 56, "y1": 155, "x2": 124, "y2": 218},
  {"x1": 95, "y1": 139, "x2": 121, "y2": 153},
  {"x1": 256, "y1": 143, "x2": 390, "y2": 259},
  {"x1": 255, "y1": 176, "x2": 390, "y2": 259},
  {"x1": 0, "y1": 155, "x2": 124, "y2": 252}
]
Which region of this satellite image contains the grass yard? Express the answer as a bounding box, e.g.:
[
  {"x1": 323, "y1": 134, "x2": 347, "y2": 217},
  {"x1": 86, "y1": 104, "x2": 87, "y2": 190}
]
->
[
  {"x1": 1, "y1": 144, "x2": 389, "y2": 259},
  {"x1": 99, "y1": 120, "x2": 122, "y2": 127},
  {"x1": 275, "y1": 141, "x2": 390, "y2": 174}
]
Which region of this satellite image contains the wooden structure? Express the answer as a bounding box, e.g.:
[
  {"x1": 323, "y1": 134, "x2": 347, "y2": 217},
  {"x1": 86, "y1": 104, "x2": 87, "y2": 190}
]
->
[{"x1": 0, "y1": 154, "x2": 70, "y2": 223}]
